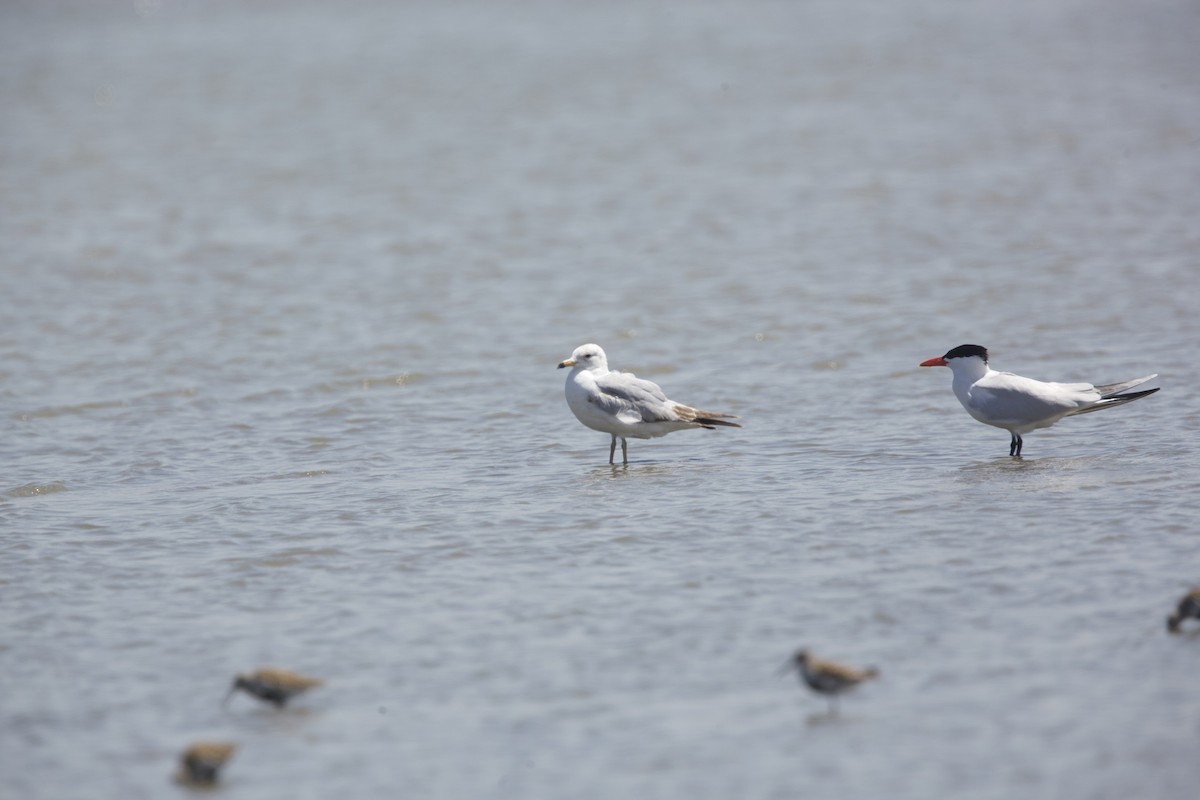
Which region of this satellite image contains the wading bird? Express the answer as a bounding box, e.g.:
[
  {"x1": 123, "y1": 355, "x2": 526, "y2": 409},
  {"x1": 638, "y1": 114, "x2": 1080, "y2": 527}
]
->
[
  {"x1": 786, "y1": 649, "x2": 879, "y2": 716},
  {"x1": 1167, "y1": 588, "x2": 1200, "y2": 633},
  {"x1": 225, "y1": 667, "x2": 323, "y2": 708},
  {"x1": 176, "y1": 741, "x2": 236, "y2": 786},
  {"x1": 557, "y1": 343, "x2": 741, "y2": 464},
  {"x1": 919, "y1": 344, "x2": 1158, "y2": 456}
]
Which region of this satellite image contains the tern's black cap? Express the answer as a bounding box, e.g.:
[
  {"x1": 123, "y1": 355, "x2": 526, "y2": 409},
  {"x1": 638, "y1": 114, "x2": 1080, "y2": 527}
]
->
[{"x1": 943, "y1": 344, "x2": 988, "y2": 362}]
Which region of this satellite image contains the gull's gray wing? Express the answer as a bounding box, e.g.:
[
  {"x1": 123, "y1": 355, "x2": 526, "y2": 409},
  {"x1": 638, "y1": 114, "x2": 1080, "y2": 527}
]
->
[{"x1": 592, "y1": 371, "x2": 676, "y2": 423}]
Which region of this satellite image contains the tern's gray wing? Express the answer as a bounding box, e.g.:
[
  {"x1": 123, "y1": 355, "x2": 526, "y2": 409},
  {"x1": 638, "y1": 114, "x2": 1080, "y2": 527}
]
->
[
  {"x1": 592, "y1": 371, "x2": 676, "y2": 423},
  {"x1": 969, "y1": 383, "x2": 1083, "y2": 424}
]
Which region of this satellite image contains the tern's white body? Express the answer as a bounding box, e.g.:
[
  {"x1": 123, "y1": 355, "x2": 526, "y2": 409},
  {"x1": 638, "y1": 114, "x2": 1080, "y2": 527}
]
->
[
  {"x1": 921, "y1": 344, "x2": 1158, "y2": 456},
  {"x1": 558, "y1": 344, "x2": 740, "y2": 463},
  {"x1": 949, "y1": 356, "x2": 1115, "y2": 434}
]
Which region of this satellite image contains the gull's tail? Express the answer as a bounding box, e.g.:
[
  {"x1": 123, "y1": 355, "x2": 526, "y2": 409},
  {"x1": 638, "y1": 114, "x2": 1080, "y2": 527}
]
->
[
  {"x1": 1068, "y1": 374, "x2": 1159, "y2": 416},
  {"x1": 673, "y1": 405, "x2": 742, "y2": 429}
]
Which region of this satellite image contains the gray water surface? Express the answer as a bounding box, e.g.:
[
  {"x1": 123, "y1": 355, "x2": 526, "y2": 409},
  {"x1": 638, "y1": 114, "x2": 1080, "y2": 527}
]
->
[{"x1": 3, "y1": 1, "x2": 1199, "y2": 798}]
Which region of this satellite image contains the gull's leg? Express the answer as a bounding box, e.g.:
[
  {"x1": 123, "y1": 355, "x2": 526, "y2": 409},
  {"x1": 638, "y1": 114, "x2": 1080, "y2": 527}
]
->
[
  {"x1": 621, "y1": 438, "x2": 628, "y2": 465},
  {"x1": 1009, "y1": 433, "x2": 1020, "y2": 457},
  {"x1": 609, "y1": 435, "x2": 617, "y2": 465}
]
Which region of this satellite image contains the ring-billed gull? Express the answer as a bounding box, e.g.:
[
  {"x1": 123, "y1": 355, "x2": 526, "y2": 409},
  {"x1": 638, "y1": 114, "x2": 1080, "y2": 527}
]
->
[
  {"x1": 557, "y1": 343, "x2": 741, "y2": 464},
  {"x1": 919, "y1": 344, "x2": 1158, "y2": 456}
]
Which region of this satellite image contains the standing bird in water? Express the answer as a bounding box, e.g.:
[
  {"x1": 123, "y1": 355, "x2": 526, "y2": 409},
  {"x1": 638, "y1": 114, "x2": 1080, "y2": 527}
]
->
[
  {"x1": 1167, "y1": 588, "x2": 1200, "y2": 633},
  {"x1": 224, "y1": 667, "x2": 323, "y2": 708},
  {"x1": 919, "y1": 344, "x2": 1158, "y2": 456},
  {"x1": 176, "y1": 742, "x2": 236, "y2": 786},
  {"x1": 557, "y1": 343, "x2": 741, "y2": 464},
  {"x1": 786, "y1": 649, "x2": 879, "y2": 716}
]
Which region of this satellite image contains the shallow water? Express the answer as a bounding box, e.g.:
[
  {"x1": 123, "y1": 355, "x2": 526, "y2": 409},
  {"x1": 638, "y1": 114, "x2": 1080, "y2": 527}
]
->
[{"x1": 2, "y1": 1, "x2": 1199, "y2": 798}]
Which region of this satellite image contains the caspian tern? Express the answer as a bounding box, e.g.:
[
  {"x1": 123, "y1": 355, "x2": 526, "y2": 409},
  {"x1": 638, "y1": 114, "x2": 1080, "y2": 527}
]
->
[
  {"x1": 557, "y1": 343, "x2": 741, "y2": 464},
  {"x1": 919, "y1": 344, "x2": 1159, "y2": 456}
]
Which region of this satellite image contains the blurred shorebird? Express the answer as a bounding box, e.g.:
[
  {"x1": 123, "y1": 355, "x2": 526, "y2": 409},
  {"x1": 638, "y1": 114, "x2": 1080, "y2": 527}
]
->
[
  {"x1": 176, "y1": 741, "x2": 236, "y2": 786},
  {"x1": 786, "y1": 649, "x2": 879, "y2": 716},
  {"x1": 1167, "y1": 588, "x2": 1200, "y2": 633},
  {"x1": 224, "y1": 667, "x2": 323, "y2": 708}
]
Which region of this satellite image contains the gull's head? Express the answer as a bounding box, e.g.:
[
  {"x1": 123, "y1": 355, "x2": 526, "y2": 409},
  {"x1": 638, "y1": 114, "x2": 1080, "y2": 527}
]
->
[
  {"x1": 558, "y1": 343, "x2": 608, "y2": 372},
  {"x1": 920, "y1": 343, "x2": 988, "y2": 369}
]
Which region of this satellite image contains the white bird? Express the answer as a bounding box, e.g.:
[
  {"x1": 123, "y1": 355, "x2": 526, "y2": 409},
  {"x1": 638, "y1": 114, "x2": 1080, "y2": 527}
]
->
[
  {"x1": 557, "y1": 343, "x2": 741, "y2": 464},
  {"x1": 919, "y1": 344, "x2": 1159, "y2": 456}
]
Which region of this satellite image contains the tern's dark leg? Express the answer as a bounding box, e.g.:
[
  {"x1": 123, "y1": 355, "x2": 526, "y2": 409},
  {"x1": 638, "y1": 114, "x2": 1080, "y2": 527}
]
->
[
  {"x1": 609, "y1": 435, "x2": 617, "y2": 464},
  {"x1": 1009, "y1": 433, "x2": 1023, "y2": 457},
  {"x1": 621, "y1": 438, "x2": 628, "y2": 465}
]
